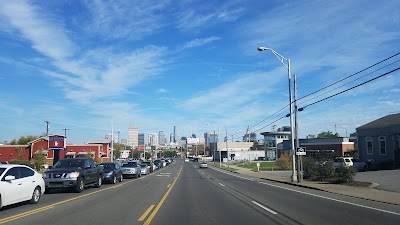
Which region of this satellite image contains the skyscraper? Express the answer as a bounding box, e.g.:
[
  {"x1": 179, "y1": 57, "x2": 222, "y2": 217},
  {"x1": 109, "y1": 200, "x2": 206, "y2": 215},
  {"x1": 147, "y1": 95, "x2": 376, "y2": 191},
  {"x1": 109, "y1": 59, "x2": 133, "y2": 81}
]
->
[
  {"x1": 158, "y1": 131, "x2": 166, "y2": 145},
  {"x1": 138, "y1": 133, "x2": 145, "y2": 146},
  {"x1": 128, "y1": 125, "x2": 139, "y2": 147},
  {"x1": 148, "y1": 133, "x2": 158, "y2": 147}
]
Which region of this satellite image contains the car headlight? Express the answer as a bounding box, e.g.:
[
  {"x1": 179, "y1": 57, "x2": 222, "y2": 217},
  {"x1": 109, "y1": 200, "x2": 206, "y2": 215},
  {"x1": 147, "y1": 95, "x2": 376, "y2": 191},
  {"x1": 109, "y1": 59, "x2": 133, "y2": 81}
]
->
[
  {"x1": 66, "y1": 172, "x2": 80, "y2": 178},
  {"x1": 107, "y1": 171, "x2": 113, "y2": 176},
  {"x1": 43, "y1": 173, "x2": 49, "y2": 179}
]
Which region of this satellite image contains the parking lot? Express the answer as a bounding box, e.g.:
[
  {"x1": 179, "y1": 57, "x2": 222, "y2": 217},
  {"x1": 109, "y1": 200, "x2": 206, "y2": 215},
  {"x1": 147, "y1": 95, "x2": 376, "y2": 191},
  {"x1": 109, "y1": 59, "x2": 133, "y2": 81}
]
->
[{"x1": 354, "y1": 169, "x2": 400, "y2": 193}]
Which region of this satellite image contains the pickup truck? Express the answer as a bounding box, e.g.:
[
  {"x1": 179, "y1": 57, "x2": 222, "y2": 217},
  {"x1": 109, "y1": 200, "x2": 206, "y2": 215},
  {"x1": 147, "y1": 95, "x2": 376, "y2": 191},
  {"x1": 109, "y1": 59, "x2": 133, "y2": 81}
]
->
[{"x1": 43, "y1": 158, "x2": 104, "y2": 193}]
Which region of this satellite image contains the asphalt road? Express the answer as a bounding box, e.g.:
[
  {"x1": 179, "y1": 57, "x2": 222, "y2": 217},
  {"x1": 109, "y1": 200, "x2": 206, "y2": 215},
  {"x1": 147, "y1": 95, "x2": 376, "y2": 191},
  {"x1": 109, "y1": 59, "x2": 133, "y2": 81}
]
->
[{"x1": 1, "y1": 159, "x2": 399, "y2": 225}]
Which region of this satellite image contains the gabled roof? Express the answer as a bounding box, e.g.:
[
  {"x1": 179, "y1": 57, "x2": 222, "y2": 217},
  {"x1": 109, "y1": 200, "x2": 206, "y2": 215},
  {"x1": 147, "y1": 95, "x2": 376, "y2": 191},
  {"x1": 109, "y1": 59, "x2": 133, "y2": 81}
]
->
[
  {"x1": 28, "y1": 136, "x2": 48, "y2": 145},
  {"x1": 357, "y1": 113, "x2": 400, "y2": 129}
]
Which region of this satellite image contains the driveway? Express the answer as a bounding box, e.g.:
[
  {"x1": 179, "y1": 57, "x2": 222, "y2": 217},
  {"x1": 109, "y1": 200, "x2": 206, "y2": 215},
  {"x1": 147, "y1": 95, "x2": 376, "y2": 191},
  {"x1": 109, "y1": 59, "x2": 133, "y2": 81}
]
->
[{"x1": 355, "y1": 169, "x2": 400, "y2": 193}]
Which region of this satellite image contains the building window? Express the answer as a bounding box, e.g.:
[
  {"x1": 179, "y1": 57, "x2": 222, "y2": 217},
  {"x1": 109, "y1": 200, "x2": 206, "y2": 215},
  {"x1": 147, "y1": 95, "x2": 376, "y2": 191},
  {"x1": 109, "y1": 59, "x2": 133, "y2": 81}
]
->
[
  {"x1": 379, "y1": 136, "x2": 386, "y2": 155},
  {"x1": 366, "y1": 137, "x2": 373, "y2": 155}
]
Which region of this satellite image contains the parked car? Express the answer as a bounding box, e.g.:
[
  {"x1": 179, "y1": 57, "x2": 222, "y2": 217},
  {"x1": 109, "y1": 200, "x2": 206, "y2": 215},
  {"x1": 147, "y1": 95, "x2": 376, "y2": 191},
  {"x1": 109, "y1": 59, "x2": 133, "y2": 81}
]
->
[
  {"x1": 352, "y1": 158, "x2": 368, "y2": 172},
  {"x1": 121, "y1": 161, "x2": 141, "y2": 178},
  {"x1": 43, "y1": 158, "x2": 104, "y2": 193},
  {"x1": 153, "y1": 162, "x2": 161, "y2": 170},
  {"x1": 333, "y1": 157, "x2": 353, "y2": 168},
  {"x1": 142, "y1": 161, "x2": 156, "y2": 173},
  {"x1": 0, "y1": 164, "x2": 45, "y2": 209},
  {"x1": 139, "y1": 164, "x2": 150, "y2": 175},
  {"x1": 154, "y1": 159, "x2": 164, "y2": 168},
  {"x1": 100, "y1": 162, "x2": 123, "y2": 184}
]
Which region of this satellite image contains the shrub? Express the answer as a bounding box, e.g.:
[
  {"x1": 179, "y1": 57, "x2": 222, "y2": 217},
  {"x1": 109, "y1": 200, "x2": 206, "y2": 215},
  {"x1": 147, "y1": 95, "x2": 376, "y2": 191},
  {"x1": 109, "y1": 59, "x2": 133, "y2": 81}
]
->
[
  {"x1": 318, "y1": 162, "x2": 335, "y2": 181},
  {"x1": 334, "y1": 166, "x2": 357, "y2": 183},
  {"x1": 33, "y1": 151, "x2": 47, "y2": 171},
  {"x1": 277, "y1": 153, "x2": 292, "y2": 170},
  {"x1": 303, "y1": 157, "x2": 318, "y2": 180}
]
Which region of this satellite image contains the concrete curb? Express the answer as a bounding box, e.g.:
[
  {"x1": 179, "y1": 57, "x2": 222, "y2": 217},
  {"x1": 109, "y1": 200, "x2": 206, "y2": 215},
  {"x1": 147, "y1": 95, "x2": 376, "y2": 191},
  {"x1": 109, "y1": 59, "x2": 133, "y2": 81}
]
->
[{"x1": 210, "y1": 164, "x2": 400, "y2": 206}]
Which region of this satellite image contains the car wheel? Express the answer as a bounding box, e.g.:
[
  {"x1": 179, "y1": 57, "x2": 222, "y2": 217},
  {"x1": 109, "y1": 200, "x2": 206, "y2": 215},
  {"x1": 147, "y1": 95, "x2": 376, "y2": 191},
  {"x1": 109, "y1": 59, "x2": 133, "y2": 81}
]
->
[
  {"x1": 75, "y1": 178, "x2": 84, "y2": 193},
  {"x1": 112, "y1": 175, "x2": 117, "y2": 184},
  {"x1": 95, "y1": 176, "x2": 102, "y2": 188},
  {"x1": 119, "y1": 174, "x2": 123, "y2": 182},
  {"x1": 30, "y1": 187, "x2": 41, "y2": 204}
]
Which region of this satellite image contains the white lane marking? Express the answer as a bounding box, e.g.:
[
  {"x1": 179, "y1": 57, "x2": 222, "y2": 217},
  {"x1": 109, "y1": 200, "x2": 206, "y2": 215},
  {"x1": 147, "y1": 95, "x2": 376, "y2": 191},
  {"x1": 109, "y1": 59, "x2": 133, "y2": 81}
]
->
[
  {"x1": 251, "y1": 201, "x2": 278, "y2": 215},
  {"x1": 160, "y1": 173, "x2": 171, "y2": 175},
  {"x1": 259, "y1": 182, "x2": 400, "y2": 216},
  {"x1": 218, "y1": 183, "x2": 225, "y2": 187},
  {"x1": 212, "y1": 167, "x2": 253, "y2": 181},
  {"x1": 156, "y1": 175, "x2": 170, "y2": 177}
]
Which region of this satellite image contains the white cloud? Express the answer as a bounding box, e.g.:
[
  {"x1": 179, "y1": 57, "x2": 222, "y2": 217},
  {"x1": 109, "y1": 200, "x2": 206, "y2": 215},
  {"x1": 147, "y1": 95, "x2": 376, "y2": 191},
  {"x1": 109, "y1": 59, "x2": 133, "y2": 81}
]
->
[
  {"x1": 83, "y1": 0, "x2": 171, "y2": 40},
  {"x1": 379, "y1": 101, "x2": 400, "y2": 107},
  {"x1": 182, "y1": 36, "x2": 220, "y2": 50},
  {"x1": 0, "y1": 1, "x2": 75, "y2": 60},
  {"x1": 156, "y1": 88, "x2": 169, "y2": 93}
]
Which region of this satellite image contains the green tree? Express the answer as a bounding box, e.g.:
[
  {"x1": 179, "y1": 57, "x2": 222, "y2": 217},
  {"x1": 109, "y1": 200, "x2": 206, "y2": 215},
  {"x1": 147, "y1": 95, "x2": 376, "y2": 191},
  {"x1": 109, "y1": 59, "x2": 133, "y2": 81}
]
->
[
  {"x1": 317, "y1": 131, "x2": 340, "y2": 138},
  {"x1": 9, "y1": 135, "x2": 39, "y2": 145},
  {"x1": 33, "y1": 150, "x2": 47, "y2": 171}
]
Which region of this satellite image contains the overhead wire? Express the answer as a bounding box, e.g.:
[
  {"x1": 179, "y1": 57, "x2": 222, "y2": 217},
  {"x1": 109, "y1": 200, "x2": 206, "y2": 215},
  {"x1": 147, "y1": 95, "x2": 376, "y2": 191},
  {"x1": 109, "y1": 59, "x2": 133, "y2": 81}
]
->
[{"x1": 228, "y1": 53, "x2": 400, "y2": 139}]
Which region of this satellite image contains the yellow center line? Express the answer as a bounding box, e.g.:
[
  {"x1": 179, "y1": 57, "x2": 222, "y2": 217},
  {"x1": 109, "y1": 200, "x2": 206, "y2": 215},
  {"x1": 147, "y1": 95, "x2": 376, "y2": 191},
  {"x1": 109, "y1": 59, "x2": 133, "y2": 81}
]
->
[
  {"x1": 0, "y1": 178, "x2": 140, "y2": 224},
  {"x1": 144, "y1": 167, "x2": 182, "y2": 225},
  {"x1": 138, "y1": 205, "x2": 155, "y2": 221},
  {"x1": 167, "y1": 184, "x2": 171, "y2": 188}
]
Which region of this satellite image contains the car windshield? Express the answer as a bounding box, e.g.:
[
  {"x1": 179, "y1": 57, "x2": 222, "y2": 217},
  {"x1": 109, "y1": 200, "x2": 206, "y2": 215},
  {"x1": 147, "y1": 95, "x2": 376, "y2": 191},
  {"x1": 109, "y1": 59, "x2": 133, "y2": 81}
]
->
[
  {"x1": 100, "y1": 163, "x2": 115, "y2": 171},
  {"x1": 53, "y1": 160, "x2": 84, "y2": 169},
  {"x1": 122, "y1": 162, "x2": 137, "y2": 167},
  {"x1": 140, "y1": 164, "x2": 147, "y2": 168}
]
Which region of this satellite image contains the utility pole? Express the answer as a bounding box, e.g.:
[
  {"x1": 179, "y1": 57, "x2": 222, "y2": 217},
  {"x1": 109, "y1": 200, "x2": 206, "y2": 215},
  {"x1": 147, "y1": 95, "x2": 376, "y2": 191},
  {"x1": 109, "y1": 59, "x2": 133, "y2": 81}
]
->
[
  {"x1": 45, "y1": 121, "x2": 50, "y2": 136},
  {"x1": 62, "y1": 128, "x2": 70, "y2": 138},
  {"x1": 294, "y1": 73, "x2": 302, "y2": 183}
]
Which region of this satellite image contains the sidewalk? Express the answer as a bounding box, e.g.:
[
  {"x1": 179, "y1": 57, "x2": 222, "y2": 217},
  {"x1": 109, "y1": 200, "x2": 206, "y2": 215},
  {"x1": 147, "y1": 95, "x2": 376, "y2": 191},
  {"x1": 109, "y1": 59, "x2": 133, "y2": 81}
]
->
[{"x1": 213, "y1": 164, "x2": 400, "y2": 205}]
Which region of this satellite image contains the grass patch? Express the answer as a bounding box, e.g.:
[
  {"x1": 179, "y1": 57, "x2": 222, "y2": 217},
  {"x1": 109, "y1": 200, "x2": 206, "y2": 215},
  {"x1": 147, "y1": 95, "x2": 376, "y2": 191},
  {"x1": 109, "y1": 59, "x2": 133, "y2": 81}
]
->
[{"x1": 237, "y1": 161, "x2": 282, "y2": 172}]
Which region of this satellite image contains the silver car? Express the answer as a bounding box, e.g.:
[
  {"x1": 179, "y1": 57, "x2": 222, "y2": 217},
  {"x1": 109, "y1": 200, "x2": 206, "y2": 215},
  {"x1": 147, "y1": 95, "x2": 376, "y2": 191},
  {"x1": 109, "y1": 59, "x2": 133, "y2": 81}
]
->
[
  {"x1": 139, "y1": 164, "x2": 150, "y2": 175},
  {"x1": 121, "y1": 161, "x2": 141, "y2": 178}
]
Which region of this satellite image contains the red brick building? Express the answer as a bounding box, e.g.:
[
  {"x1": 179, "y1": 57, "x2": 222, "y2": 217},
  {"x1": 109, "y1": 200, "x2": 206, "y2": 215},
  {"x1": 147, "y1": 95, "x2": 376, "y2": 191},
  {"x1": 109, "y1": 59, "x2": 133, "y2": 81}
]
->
[{"x1": 0, "y1": 137, "x2": 110, "y2": 165}]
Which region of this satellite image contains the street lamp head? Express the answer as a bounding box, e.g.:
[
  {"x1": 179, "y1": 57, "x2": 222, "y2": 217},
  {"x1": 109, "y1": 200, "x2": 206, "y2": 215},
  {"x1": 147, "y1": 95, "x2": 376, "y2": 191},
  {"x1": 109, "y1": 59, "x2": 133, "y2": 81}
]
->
[{"x1": 257, "y1": 46, "x2": 269, "y2": 52}]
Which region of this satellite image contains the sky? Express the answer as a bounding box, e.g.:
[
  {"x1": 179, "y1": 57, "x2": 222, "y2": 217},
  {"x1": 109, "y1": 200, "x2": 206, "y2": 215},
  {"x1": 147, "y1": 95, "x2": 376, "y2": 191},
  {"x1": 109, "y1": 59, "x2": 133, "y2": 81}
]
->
[{"x1": 0, "y1": 0, "x2": 399, "y2": 144}]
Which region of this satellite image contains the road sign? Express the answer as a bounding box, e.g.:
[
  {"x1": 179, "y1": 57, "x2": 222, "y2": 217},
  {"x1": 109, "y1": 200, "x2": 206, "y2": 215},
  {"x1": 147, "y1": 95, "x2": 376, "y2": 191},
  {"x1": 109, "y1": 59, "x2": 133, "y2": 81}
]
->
[{"x1": 296, "y1": 147, "x2": 306, "y2": 155}]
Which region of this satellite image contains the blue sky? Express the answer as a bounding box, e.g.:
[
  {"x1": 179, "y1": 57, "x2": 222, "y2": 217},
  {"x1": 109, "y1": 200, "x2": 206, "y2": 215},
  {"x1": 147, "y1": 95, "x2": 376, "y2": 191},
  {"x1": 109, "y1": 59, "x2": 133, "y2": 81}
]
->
[{"x1": 0, "y1": 0, "x2": 399, "y2": 144}]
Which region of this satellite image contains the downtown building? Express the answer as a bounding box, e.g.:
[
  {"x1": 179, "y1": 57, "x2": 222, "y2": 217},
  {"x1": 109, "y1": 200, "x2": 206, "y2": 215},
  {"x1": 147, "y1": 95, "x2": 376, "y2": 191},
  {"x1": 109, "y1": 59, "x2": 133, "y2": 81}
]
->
[{"x1": 128, "y1": 124, "x2": 138, "y2": 148}]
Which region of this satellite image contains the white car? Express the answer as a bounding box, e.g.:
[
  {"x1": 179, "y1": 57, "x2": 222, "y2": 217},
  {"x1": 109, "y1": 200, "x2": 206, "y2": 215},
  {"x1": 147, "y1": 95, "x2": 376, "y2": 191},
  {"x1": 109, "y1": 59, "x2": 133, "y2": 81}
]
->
[
  {"x1": 0, "y1": 164, "x2": 45, "y2": 209},
  {"x1": 199, "y1": 162, "x2": 208, "y2": 168}
]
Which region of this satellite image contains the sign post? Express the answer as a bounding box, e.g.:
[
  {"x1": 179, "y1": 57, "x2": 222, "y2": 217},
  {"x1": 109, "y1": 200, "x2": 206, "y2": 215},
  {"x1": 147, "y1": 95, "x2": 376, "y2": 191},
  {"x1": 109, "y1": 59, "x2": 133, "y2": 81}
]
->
[{"x1": 296, "y1": 147, "x2": 306, "y2": 183}]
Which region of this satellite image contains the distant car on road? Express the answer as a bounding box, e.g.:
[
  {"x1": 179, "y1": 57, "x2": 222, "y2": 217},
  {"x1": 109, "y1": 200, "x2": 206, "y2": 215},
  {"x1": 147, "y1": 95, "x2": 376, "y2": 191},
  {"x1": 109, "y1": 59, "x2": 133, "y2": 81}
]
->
[
  {"x1": 199, "y1": 162, "x2": 208, "y2": 168},
  {"x1": 352, "y1": 158, "x2": 368, "y2": 172},
  {"x1": 0, "y1": 164, "x2": 45, "y2": 209},
  {"x1": 100, "y1": 162, "x2": 123, "y2": 184}
]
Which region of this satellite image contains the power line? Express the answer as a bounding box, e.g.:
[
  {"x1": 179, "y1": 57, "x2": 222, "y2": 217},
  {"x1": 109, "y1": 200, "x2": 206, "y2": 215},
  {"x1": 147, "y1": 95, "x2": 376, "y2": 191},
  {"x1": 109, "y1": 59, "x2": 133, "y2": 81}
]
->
[
  {"x1": 297, "y1": 60, "x2": 400, "y2": 106},
  {"x1": 299, "y1": 67, "x2": 400, "y2": 110},
  {"x1": 297, "y1": 52, "x2": 400, "y2": 101},
  {"x1": 229, "y1": 53, "x2": 400, "y2": 139}
]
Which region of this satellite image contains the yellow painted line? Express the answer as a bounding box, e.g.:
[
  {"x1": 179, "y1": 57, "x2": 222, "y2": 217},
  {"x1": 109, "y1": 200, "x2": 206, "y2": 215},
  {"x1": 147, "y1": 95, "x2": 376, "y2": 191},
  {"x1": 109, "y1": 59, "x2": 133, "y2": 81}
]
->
[
  {"x1": 167, "y1": 184, "x2": 171, "y2": 188},
  {"x1": 0, "y1": 179, "x2": 140, "y2": 224},
  {"x1": 0, "y1": 205, "x2": 54, "y2": 224},
  {"x1": 144, "y1": 167, "x2": 182, "y2": 225},
  {"x1": 138, "y1": 205, "x2": 155, "y2": 221}
]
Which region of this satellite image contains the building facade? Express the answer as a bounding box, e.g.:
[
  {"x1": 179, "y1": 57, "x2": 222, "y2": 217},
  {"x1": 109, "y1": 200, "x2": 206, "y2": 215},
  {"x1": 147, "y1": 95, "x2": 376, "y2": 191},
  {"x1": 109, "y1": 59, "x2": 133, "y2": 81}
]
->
[
  {"x1": 260, "y1": 129, "x2": 290, "y2": 161},
  {"x1": 357, "y1": 113, "x2": 400, "y2": 169},
  {"x1": 128, "y1": 125, "x2": 139, "y2": 148}
]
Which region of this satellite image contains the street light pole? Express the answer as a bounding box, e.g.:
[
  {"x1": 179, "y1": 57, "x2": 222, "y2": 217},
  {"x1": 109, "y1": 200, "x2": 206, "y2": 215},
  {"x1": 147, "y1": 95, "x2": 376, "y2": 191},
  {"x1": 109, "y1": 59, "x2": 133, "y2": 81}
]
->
[
  {"x1": 111, "y1": 120, "x2": 114, "y2": 162},
  {"x1": 257, "y1": 47, "x2": 298, "y2": 182}
]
